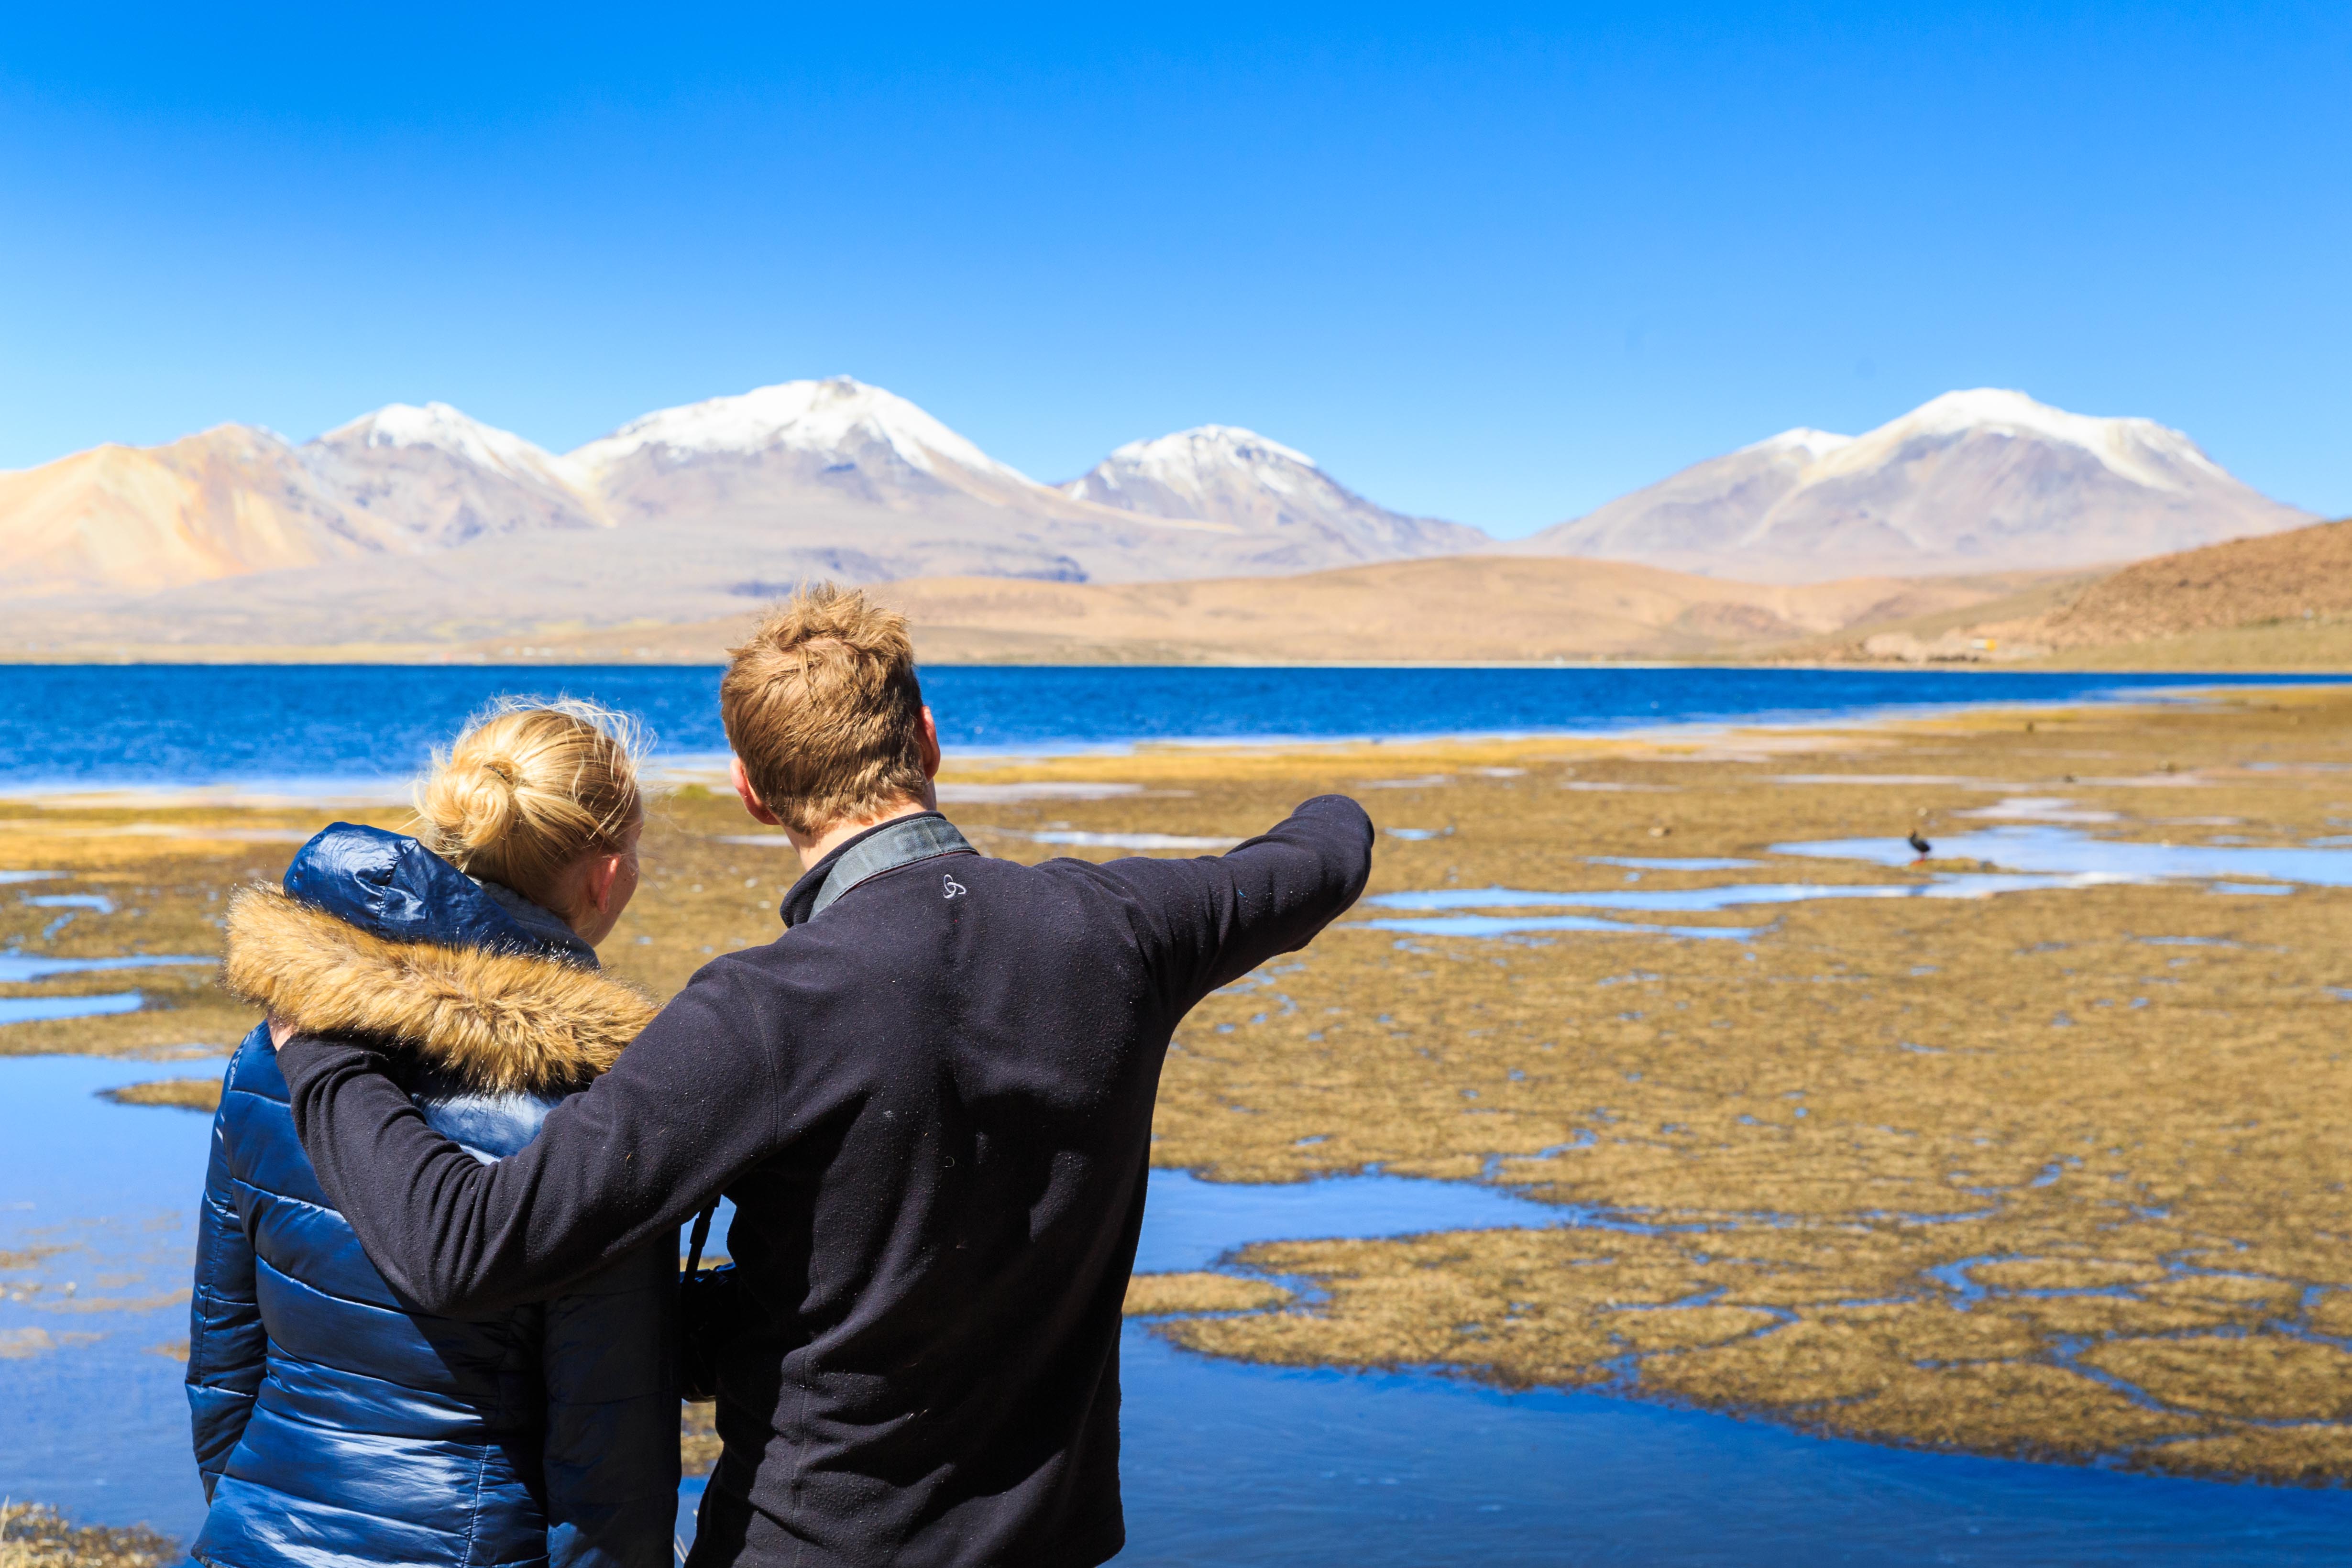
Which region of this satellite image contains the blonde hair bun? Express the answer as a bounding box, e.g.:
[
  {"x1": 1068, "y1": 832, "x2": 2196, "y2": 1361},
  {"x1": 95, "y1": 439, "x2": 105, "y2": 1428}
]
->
[{"x1": 414, "y1": 698, "x2": 648, "y2": 906}]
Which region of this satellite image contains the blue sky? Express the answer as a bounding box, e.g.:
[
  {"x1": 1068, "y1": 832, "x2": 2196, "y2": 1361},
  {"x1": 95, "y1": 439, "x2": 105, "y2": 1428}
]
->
[{"x1": 1, "y1": 3, "x2": 2344, "y2": 535}]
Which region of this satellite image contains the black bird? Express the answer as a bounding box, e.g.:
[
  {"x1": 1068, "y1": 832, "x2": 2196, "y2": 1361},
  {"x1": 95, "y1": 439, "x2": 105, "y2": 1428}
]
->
[{"x1": 1906, "y1": 830, "x2": 1933, "y2": 858}]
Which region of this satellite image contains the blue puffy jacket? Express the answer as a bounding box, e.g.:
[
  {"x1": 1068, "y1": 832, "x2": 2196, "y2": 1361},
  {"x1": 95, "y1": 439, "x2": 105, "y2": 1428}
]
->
[{"x1": 188, "y1": 823, "x2": 679, "y2": 1568}]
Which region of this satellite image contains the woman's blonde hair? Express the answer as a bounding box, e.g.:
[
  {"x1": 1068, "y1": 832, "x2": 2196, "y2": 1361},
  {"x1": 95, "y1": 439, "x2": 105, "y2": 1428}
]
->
[{"x1": 413, "y1": 698, "x2": 649, "y2": 908}]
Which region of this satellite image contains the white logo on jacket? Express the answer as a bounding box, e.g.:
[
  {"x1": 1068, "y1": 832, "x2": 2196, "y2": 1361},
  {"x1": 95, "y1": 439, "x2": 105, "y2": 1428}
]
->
[{"x1": 942, "y1": 872, "x2": 968, "y2": 899}]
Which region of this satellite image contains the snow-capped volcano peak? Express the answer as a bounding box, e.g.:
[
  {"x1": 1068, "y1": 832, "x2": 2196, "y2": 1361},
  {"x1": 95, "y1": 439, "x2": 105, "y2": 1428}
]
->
[
  {"x1": 1102, "y1": 425, "x2": 1319, "y2": 482},
  {"x1": 1738, "y1": 427, "x2": 1854, "y2": 461},
  {"x1": 1061, "y1": 426, "x2": 1330, "y2": 514},
  {"x1": 1060, "y1": 422, "x2": 1487, "y2": 564},
  {"x1": 1514, "y1": 387, "x2": 2305, "y2": 581},
  {"x1": 298, "y1": 402, "x2": 605, "y2": 545},
  {"x1": 319, "y1": 402, "x2": 579, "y2": 487},
  {"x1": 1898, "y1": 387, "x2": 2129, "y2": 443},
  {"x1": 1816, "y1": 387, "x2": 2224, "y2": 492},
  {"x1": 569, "y1": 376, "x2": 1029, "y2": 483}
]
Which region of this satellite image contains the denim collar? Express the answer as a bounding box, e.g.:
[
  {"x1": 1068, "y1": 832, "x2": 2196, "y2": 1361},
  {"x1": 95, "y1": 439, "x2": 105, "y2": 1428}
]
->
[{"x1": 779, "y1": 811, "x2": 976, "y2": 928}]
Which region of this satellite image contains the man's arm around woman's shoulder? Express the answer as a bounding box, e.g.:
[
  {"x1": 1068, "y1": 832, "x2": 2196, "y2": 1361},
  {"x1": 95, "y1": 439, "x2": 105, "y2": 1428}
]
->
[{"x1": 277, "y1": 965, "x2": 780, "y2": 1317}]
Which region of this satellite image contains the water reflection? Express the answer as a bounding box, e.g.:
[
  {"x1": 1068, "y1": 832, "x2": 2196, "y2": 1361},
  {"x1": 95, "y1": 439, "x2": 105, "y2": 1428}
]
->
[
  {"x1": 0, "y1": 992, "x2": 145, "y2": 1025},
  {"x1": 0, "y1": 954, "x2": 213, "y2": 984},
  {"x1": 1779, "y1": 824, "x2": 2352, "y2": 886},
  {"x1": 13, "y1": 1057, "x2": 2352, "y2": 1564},
  {"x1": 1356, "y1": 824, "x2": 2352, "y2": 940}
]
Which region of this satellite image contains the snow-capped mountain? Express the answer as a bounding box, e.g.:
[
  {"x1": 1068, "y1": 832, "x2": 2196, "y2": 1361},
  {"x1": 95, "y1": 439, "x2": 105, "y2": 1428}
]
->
[
  {"x1": 8, "y1": 379, "x2": 2307, "y2": 629},
  {"x1": 308, "y1": 403, "x2": 607, "y2": 546},
  {"x1": 0, "y1": 374, "x2": 1470, "y2": 609},
  {"x1": 327, "y1": 402, "x2": 584, "y2": 488},
  {"x1": 571, "y1": 377, "x2": 1071, "y2": 520},
  {"x1": 1060, "y1": 426, "x2": 1485, "y2": 568},
  {"x1": 1515, "y1": 428, "x2": 1851, "y2": 565},
  {"x1": 1513, "y1": 390, "x2": 2311, "y2": 581},
  {"x1": 0, "y1": 378, "x2": 1249, "y2": 603},
  {"x1": 557, "y1": 376, "x2": 1262, "y2": 585}
]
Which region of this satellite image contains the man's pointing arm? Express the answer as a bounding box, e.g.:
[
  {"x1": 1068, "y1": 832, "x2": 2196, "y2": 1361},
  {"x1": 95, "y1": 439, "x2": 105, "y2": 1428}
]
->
[
  {"x1": 1104, "y1": 794, "x2": 1374, "y2": 1011},
  {"x1": 278, "y1": 965, "x2": 779, "y2": 1316}
]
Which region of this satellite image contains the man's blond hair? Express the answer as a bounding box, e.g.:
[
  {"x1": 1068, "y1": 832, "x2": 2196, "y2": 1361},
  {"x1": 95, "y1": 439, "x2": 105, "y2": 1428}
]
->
[{"x1": 721, "y1": 584, "x2": 930, "y2": 835}]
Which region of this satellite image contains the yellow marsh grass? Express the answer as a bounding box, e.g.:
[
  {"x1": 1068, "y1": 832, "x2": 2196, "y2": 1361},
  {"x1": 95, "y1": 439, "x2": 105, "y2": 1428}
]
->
[
  {"x1": 97, "y1": 1078, "x2": 221, "y2": 1113},
  {"x1": 13, "y1": 686, "x2": 2352, "y2": 1479},
  {"x1": 0, "y1": 1248, "x2": 66, "y2": 1273},
  {"x1": 0, "y1": 1503, "x2": 174, "y2": 1568},
  {"x1": 682, "y1": 1405, "x2": 722, "y2": 1478},
  {"x1": 1123, "y1": 1272, "x2": 1292, "y2": 1316}
]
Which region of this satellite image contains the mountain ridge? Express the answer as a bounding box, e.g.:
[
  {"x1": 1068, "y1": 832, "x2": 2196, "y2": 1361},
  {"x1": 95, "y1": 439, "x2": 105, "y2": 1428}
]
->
[
  {"x1": 1058, "y1": 424, "x2": 1486, "y2": 569},
  {"x1": 0, "y1": 381, "x2": 2315, "y2": 611},
  {"x1": 11, "y1": 514, "x2": 2348, "y2": 670},
  {"x1": 310, "y1": 402, "x2": 612, "y2": 547},
  {"x1": 0, "y1": 378, "x2": 1484, "y2": 602},
  {"x1": 1513, "y1": 388, "x2": 2310, "y2": 581},
  {"x1": 0, "y1": 424, "x2": 410, "y2": 599},
  {"x1": 0, "y1": 550, "x2": 2077, "y2": 665}
]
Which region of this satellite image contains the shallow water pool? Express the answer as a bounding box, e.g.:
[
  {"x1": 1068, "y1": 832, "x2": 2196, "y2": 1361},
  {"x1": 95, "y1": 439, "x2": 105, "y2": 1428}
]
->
[
  {"x1": 0, "y1": 991, "x2": 145, "y2": 1024},
  {"x1": 9, "y1": 1055, "x2": 2352, "y2": 1562},
  {"x1": 1356, "y1": 871, "x2": 2131, "y2": 940},
  {"x1": 0, "y1": 953, "x2": 214, "y2": 983},
  {"x1": 1111, "y1": 1332, "x2": 2352, "y2": 1567},
  {"x1": 1356, "y1": 822, "x2": 2352, "y2": 941},
  {"x1": 1780, "y1": 823, "x2": 2352, "y2": 886},
  {"x1": 0, "y1": 1055, "x2": 219, "y2": 1534}
]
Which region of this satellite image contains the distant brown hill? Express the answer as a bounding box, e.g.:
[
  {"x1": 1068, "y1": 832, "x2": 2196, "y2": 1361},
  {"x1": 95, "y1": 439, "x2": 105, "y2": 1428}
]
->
[
  {"x1": 1508, "y1": 389, "x2": 2311, "y2": 581},
  {"x1": 2042, "y1": 517, "x2": 2352, "y2": 644},
  {"x1": 871, "y1": 559, "x2": 2060, "y2": 664},
  {"x1": 1779, "y1": 515, "x2": 2352, "y2": 669},
  {"x1": 417, "y1": 556, "x2": 2064, "y2": 668},
  {"x1": 10, "y1": 517, "x2": 2344, "y2": 670}
]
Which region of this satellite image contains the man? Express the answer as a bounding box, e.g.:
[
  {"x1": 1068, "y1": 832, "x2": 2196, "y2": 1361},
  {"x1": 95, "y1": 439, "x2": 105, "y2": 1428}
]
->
[{"x1": 276, "y1": 583, "x2": 1374, "y2": 1568}]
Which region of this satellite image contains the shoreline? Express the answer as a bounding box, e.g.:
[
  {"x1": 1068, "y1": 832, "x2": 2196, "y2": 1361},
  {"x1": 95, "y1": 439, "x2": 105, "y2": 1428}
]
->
[
  {"x1": 4, "y1": 673, "x2": 2346, "y2": 808},
  {"x1": 3, "y1": 650, "x2": 2351, "y2": 672}
]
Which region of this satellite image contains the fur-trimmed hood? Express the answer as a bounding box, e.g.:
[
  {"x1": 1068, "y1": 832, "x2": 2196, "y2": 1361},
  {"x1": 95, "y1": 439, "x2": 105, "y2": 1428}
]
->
[{"x1": 221, "y1": 824, "x2": 655, "y2": 1095}]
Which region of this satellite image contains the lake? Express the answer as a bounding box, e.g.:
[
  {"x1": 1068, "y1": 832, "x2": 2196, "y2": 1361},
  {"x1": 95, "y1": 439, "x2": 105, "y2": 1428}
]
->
[{"x1": 2, "y1": 663, "x2": 2346, "y2": 791}]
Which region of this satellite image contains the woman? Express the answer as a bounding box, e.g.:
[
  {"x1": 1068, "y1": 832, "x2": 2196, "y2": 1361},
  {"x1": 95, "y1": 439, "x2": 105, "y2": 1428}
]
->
[{"x1": 187, "y1": 699, "x2": 677, "y2": 1568}]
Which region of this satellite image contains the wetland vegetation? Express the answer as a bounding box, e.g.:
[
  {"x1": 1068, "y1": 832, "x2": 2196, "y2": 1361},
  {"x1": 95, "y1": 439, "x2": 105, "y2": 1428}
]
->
[
  {"x1": 93, "y1": 1079, "x2": 220, "y2": 1112},
  {"x1": 0, "y1": 1502, "x2": 173, "y2": 1568},
  {"x1": 8, "y1": 682, "x2": 2352, "y2": 1497}
]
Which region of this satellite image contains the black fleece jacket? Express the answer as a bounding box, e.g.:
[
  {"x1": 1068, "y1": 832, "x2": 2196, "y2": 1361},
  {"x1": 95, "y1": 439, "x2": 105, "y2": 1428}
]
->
[{"x1": 277, "y1": 795, "x2": 1374, "y2": 1568}]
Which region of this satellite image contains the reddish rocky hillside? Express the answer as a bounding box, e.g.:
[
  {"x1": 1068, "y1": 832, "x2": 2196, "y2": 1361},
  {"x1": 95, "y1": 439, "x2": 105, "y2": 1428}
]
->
[{"x1": 2044, "y1": 517, "x2": 2352, "y2": 645}]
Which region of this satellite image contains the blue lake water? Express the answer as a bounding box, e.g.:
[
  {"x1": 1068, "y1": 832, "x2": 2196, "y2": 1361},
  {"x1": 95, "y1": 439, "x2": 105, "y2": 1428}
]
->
[
  {"x1": 2, "y1": 664, "x2": 2345, "y2": 790},
  {"x1": 8, "y1": 1056, "x2": 2352, "y2": 1565},
  {"x1": 1114, "y1": 1335, "x2": 2352, "y2": 1567}
]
